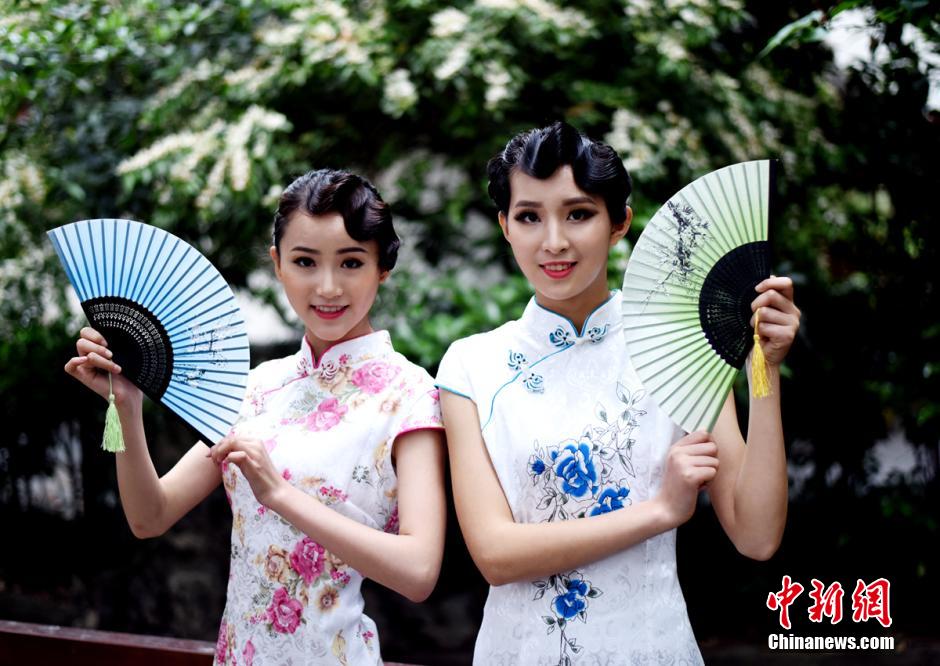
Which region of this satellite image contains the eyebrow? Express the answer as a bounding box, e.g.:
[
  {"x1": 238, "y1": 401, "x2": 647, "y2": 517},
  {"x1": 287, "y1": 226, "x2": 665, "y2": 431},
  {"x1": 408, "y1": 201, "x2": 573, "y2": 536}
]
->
[
  {"x1": 513, "y1": 196, "x2": 599, "y2": 208},
  {"x1": 289, "y1": 246, "x2": 368, "y2": 254}
]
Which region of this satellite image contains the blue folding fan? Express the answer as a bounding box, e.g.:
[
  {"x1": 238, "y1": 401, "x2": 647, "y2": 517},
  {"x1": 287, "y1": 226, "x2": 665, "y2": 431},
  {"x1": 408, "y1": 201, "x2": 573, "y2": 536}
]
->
[{"x1": 48, "y1": 218, "x2": 250, "y2": 445}]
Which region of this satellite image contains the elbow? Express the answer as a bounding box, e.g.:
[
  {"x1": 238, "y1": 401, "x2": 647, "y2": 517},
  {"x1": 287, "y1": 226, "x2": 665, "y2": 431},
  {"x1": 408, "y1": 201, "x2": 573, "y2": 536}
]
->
[
  {"x1": 473, "y1": 549, "x2": 516, "y2": 587},
  {"x1": 400, "y1": 558, "x2": 441, "y2": 603},
  {"x1": 128, "y1": 519, "x2": 166, "y2": 540},
  {"x1": 736, "y1": 535, "x2": 781, "y2": 562}
]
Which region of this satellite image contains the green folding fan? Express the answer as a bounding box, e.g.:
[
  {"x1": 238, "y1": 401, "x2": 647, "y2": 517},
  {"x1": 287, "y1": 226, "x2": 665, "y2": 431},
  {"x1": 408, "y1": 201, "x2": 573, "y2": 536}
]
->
[
  {"x1": 621, "y1": 160, "x2": 775, "y2": 433},
  {"x1": 48, "y1": 218, "x2": 250, "y2": 449}
]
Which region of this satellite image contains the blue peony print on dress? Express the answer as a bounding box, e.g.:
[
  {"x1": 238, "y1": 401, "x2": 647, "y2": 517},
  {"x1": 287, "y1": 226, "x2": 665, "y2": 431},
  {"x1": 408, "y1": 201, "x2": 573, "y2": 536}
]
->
[
  {"x1": 528, "y1": 381, "x2": 646, "y2": 662},
  {"x1": 533, "y1": 571, "x2": 602, "y2": 665}
]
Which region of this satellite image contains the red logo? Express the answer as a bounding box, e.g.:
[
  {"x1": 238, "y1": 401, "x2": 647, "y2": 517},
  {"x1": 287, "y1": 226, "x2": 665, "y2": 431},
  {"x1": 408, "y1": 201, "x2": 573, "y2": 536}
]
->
[{"x1": 767, "y1": 577, "x2": 892, "y2": 628}]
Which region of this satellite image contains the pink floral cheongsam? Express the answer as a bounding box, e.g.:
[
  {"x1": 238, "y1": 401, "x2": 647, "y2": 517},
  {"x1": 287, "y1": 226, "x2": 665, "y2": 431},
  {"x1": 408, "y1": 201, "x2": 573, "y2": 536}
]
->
[{"x1": 214, "y1": 330, "x2": 443, "y2": 665}]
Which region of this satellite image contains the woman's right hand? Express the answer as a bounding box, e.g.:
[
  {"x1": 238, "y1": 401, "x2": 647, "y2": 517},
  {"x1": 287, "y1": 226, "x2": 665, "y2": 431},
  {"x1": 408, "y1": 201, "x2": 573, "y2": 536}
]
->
[
  {"x1": 654, "y1": 430, "x2": 719, "y2": 529},
  {"x1": 64, "y1": 327, "x2": 142, "y2": 409}
]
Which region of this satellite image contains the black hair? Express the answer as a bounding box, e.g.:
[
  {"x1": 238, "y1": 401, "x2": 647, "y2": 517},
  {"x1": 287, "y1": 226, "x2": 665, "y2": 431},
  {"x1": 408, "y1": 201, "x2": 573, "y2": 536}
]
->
[
  {"x1": 486, "y1": 121, "x2": 632, "y2": 226},
  {"x1": 273, "y1": 168, "x2": 400, "y2": 271}
]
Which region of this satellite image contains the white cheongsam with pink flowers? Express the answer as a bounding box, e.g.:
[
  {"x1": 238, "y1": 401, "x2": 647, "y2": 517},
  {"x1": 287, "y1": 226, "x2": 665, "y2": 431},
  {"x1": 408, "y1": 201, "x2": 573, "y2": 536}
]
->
[
  {"x1": 213, "y1": 330, "x2": 443, "y2": 666},
  {"x1": 436, "y1": 292, "x2": 703, "y2": 666}
]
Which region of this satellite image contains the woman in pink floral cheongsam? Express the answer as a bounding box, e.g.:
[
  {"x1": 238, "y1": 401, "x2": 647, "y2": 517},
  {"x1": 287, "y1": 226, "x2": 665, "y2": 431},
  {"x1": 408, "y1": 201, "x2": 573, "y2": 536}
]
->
[{"x1": 65, "y1": 169, "x2": 447, "y2": 665}]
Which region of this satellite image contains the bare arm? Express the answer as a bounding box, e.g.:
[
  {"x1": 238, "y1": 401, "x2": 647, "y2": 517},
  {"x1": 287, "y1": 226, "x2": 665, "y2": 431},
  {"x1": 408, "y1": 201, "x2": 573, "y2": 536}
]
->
[
  {"x1": 707, "y1": 276, "x2": 800, "y2": 560},
  {"x1": 210, "y1": 427, "x2": 447, "y2": 602},
  {"x1": 64, "y1": 328, "x2": 222, "y2": 538},
  {"x1": 442, "y1": 391, "x2": 715, "y2": 586}
]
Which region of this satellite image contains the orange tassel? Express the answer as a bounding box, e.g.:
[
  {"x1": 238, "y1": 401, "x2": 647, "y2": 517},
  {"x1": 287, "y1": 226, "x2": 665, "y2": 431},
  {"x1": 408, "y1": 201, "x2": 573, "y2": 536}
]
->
[{"x1": 751, "y1": 308, "x2": 771, "y2": 398}]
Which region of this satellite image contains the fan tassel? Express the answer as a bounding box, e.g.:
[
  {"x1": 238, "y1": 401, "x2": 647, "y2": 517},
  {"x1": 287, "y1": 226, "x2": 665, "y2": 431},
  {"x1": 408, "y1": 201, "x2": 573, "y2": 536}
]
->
[
  {"x1": 751, "y1": 308, "x2": 772, "y2": 398},
  {"x1": 102, "y1": 373, "x2": 126, "y2": 453}
]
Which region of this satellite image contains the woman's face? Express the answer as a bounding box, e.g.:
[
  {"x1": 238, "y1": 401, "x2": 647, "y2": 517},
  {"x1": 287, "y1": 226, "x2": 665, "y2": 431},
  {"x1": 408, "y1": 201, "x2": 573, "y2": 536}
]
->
[
  {"x1": 499, "y1": 165, "x2": 630, "y2": 323},
  {"x1": 270, "y1": 211, "x2": 387, "y2": 356}
]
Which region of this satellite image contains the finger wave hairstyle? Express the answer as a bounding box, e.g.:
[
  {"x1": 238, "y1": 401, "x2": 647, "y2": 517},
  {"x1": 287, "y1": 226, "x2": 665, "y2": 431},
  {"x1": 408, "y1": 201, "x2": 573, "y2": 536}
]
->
[
  {"x1": 273, "y1": 168, "x2": 400, "y2": 271},
  {"x1": 487, "y1": 121, "x2": 632, "y2": 226}
]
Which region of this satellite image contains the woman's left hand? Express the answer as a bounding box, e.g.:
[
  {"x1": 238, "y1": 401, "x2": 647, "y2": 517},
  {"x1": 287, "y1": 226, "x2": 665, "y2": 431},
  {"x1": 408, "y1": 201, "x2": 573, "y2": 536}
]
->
[
  {"x1": 751, "y1": 275, "x2": 801, "y2": 367},
  {"x1": 208, "y1": 433, "x2": 285, "y2": 507}
]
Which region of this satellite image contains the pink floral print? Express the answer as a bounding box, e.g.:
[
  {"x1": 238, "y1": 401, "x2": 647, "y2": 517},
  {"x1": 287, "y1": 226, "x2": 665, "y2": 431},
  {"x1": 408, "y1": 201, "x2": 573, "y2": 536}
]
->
[
  {"x1": 351, "y1": 360, "x2": 401, "y2": 395},
  {"x1": 266, "y1": 587, "x2": 303, "y2": 634},
  {"x1": 290, "y1": 537, "x2": 326, "y2": 585},
  {"x1": 303, "y1": 397, "x2": 348, "y2": 431}
]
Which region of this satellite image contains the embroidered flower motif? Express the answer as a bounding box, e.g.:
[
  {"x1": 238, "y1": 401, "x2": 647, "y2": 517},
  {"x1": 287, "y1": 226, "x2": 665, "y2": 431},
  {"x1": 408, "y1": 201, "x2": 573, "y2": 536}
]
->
[
  {"x1": 264, "y1": 545, "x2": 292, "y2": 584},
  {"x1": 318, "y1": 485, "x2": 348, "y2": 505},
  {"x1": 552, "y1": 443, "x2": 598, "y2": 498},
  {"x1": 351, "y1": 360, "x2": 401, "y2": 395},
  {"x1": 242, "y1": 639, "x2": 255, "y2": 666},
  {"x1": 528, "y1": 454, "x2": 547, "y2": 479},
  {"x1": 589, "y1": 486, "x2": 630, "y2": 516},
  {"x1": 266, "y1": 587, "x2": 304, "y2": 634},
  {"x1": 317, "y1": 586, "x2": 340, "y2": 612},
  {"x1": 507, "y1": 350, "x2": 528, "y2": 370},
  {"x1": 534, "y1": 572, "x2": 602, "y2": 661},
  {"x1": 302, "y1": 397, "x2": 348, "y2": 431},
  {"x1": 289, "y1": 537, "x2": 326, "y2": 585},
  {"x1": 549, "y1": 326, "x2": 573, "y2": 347},
  {"x1": 554, "y1": 577, "x2": 592, "y2": 619}
]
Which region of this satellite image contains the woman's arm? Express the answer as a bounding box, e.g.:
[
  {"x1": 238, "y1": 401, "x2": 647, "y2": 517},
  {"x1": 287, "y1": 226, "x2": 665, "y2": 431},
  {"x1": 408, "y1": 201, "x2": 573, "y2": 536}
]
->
[
  {"x1": 65, "y1": 328, "x2": 222, "y2": 538},
  {"x1": 707, "y1": 276, "x2": 800, "y2": 560},
  {"x1": 210, "y1": 428, "x2": 447, "y2": 603},
  {"x1": 441, "y1": 391, "x2": 717, "y2": 586}
]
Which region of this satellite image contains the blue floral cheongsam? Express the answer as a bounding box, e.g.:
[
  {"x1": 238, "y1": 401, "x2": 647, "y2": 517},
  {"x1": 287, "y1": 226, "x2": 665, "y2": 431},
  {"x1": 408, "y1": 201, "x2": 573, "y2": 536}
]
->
[{"x1": 436, "y1": 292, "x2": 703, "y2": 666}]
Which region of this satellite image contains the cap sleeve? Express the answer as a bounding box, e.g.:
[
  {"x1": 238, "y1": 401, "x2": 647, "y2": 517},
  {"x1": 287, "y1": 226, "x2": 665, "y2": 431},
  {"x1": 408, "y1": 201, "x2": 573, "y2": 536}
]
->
[
  {"x1": 434, "y1": 338, "x2": 475, "y2": 403},
  {"x1": 393, "y1": 385, "x2": 444, "y2": 441}
]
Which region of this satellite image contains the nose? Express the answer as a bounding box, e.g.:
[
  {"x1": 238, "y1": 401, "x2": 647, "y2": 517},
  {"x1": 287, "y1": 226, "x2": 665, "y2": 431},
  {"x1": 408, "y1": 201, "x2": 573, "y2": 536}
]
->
[
  {"x1": 316, "y1": 270, "x2": 343, "y2": 299},
  {"x1": 542, "y1": 218, "x2": 570, "y2": 254}
]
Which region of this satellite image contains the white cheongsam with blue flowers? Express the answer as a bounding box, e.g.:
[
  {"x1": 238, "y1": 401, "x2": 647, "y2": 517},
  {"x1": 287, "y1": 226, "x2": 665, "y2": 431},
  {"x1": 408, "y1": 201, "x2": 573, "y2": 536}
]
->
[{"x1": 436, "y1": 292, "x2": 703, "y2": 666}]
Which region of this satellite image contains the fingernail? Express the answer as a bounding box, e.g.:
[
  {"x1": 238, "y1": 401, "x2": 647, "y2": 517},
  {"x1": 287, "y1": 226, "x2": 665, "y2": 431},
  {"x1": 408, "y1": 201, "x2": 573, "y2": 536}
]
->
[{"x1": 106, "y1": 350, "x2": 113, "y2": 358}]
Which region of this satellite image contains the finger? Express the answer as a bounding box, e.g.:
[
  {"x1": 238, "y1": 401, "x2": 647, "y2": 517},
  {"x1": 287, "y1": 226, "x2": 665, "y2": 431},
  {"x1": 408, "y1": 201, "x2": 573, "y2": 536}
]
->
[
  {"x1": 677, "y1": 430, "x2": 711, "y2": 446},
  {"x1": 677, "y1": 442, "x2": 718, "y2": 457},
  {"x1": 210, "y1": 439, "x2": 235, "y2": 464},
  {"x1": 77, "y1": 338, "x2": 113, "y2": 359},
  {"x1": 750, "y1": 290, "x2": 798, "y2": 316},
  {"x1": 755, "y1": 276, "x2": 793, "y2": 300},
  {"x1": 85, "y1": 352, "x2": 122, "y2": 374},
  {"x1": 80, "y1": 327, "x2": 109, "y2": 346},
  {"x1": 687, "y1": 454, "x2": 720, "y2": 468},
  {"x1": 64, "y1": 356, "x2": 89, "y2": 374},
  {"x1": 224, "y1": 451, "x2": 251, "y2": 469},
  {"x1": 749, "y1": 306, "x2": 791, "y2": 326},
  {"x1": 756, "y1": 322, "x2": 797, "y2": 343}
]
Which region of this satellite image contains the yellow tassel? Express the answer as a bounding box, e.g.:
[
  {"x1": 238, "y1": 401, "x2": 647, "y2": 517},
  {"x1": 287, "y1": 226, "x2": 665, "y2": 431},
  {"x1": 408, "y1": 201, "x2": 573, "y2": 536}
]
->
[
  {"x1": 751, "y1": 308, "x2": 772, "y2": 398},
  {"x1": 102, "y1": 373, "x2": 125, "y2": 453}
]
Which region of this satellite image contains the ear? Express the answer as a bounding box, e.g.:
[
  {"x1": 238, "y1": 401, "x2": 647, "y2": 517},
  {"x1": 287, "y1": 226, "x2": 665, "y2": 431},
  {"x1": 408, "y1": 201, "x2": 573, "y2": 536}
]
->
[
  {"x1": 498, "y1": 210, "x2": 510, "y2": 241},
  {"x1": 378, "y1": 269, "x2": 391, "y2": 284},
  {"x1": 269, "y1": 245, "x2": 283, "y2": 281},
  {"x1": 609, "y1": 206, "x2": 632, "y2": 247}
]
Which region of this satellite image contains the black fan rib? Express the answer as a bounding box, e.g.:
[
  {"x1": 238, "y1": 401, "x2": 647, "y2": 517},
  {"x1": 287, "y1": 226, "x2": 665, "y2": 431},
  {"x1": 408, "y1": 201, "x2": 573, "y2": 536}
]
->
[
  {"x1": 698, "y1": 241, "x2": 770, "y2": 368},
  {"x1": 83, "y1": 296, "x2": 174, "y2": 399}
]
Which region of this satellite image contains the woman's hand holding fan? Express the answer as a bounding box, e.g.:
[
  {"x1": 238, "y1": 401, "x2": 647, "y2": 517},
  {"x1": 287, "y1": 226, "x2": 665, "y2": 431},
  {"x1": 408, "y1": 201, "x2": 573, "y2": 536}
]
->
[{"x1": 64, "y1": 327, "x2": 142, "y2": 409}]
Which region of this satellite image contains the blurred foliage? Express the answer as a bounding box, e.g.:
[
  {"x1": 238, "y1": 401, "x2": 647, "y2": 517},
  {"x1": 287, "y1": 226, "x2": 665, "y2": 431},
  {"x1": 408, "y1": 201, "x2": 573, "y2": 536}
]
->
[{"x1": 1, "y1": 0, "x2": 938, "y2": 648}]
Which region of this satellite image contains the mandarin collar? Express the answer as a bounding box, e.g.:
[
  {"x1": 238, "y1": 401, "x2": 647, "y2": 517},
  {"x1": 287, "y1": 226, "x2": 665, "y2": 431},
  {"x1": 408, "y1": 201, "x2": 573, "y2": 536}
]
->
[
  {"x1": 297, "y1": 329, "x2": 393, "y2": 375},
  {"x1": 520, "y1": 290, "x2": 622, "y2": 349}
]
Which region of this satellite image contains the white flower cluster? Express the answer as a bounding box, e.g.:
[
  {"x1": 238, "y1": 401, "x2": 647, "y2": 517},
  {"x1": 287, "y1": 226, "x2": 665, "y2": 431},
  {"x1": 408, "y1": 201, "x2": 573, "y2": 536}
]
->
[
  {"x1": 376, "y1": 150, "x2": 468, "y2": 214},
  {"x1": 382, "y1": 68, "x2": 419, "y2": 117},
  {"x1": 484, "y1": 62, "x2": 513, "y2": 110},
  {"x1": 430, "y1": 7, "x2": 470, "y2": 38},
  {"x1": 605, "y1": 103, "x2": 706, "y2": 178},
  {"x1": 478, "y1": 0, "x2": 593, "y2": 33},
  {"x1": 196, "y1": 106, "x2": 290, "y2": 209},
  {"x1": 0, "y1": 152, "x2": 45, "y2": 213},
  {"x1": 257, "y1": 1, "x2": 381, "y2": 70},
  {"x1": 146, "y1": 59, "x2": 216, "y2": 113}
]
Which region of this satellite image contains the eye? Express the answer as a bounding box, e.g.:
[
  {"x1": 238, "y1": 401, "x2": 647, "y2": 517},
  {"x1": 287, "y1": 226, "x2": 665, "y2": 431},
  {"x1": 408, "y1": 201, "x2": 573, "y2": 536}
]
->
[
  {"x1": 514, "y1": 210, "x2": 540, "y2": 224},
  {"x1": 568, "y1": 208, "x2": 596, "y2": 222},
  {"x1": 341, "y1": 258, "x2": 364, "y2": 269},
  {"x1": 293, "y1": 256, "x2": 315, "y2": 268}
]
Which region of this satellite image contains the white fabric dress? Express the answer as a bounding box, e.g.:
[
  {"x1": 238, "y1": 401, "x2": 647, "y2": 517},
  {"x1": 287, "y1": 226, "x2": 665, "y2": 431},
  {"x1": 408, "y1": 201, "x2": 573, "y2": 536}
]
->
[
  {"x1": 214, "y1": 330, "x2": 443, "y2": 666},
  {"x1": 436, "y1": 292, "x2": 703, "y2": 666}
]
